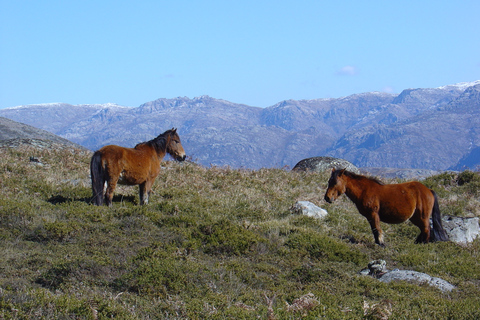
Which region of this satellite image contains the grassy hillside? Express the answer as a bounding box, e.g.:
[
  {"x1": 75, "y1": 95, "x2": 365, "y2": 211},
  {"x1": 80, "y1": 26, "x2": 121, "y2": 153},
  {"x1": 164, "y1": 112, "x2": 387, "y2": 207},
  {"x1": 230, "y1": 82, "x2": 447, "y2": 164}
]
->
[{"x1": 0, "y1": 146, "x2": 479, "y2": 319}]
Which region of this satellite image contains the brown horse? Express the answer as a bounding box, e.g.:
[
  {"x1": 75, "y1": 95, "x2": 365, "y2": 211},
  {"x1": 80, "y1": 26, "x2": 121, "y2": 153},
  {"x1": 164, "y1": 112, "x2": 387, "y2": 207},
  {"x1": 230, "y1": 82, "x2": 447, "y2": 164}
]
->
[
  {"x1": 90, "y1": 128, "x2": 186, "y2": 206},
  {"x1": 324, "y1": 169, "x2": 449, "y2": 246}
]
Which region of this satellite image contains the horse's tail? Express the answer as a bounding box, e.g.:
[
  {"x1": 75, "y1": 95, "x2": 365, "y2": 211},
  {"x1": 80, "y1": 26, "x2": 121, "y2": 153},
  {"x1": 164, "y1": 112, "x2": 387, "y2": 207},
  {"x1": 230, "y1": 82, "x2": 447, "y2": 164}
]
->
[
  {"x1": 430, "y1": 190, "x2": 449, "y2": 242},
  {"x1": 90, "y1": 151, "x2": 105, "y2": 206}
]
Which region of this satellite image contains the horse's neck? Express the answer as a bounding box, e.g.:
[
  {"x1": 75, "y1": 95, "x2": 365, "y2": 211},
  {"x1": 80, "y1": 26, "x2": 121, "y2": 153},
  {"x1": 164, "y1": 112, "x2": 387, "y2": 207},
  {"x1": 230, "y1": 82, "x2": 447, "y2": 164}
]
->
[
  {"x1": 153, "y1": 145, "x2": 167, "y2": 159},
  {"x1": 344, "y1": 176, "x2": 366, "y2": 203},
  {"x1": 154, "y1": 136, "x2": 169, "y2": 158},
  {"x1": 136, "y1": 143, "x2": 167, "y2": 159}
]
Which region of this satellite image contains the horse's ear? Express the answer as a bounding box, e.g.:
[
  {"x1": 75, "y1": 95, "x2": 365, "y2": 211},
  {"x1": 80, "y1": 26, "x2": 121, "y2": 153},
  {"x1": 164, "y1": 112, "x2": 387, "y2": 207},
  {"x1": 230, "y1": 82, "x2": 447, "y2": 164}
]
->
[
  {"x1": 339, "y1": 168, "x2": 346, "y2": 175},
  {"x1": 171, "y1": 128, "x2": 177, "y2": 134}
]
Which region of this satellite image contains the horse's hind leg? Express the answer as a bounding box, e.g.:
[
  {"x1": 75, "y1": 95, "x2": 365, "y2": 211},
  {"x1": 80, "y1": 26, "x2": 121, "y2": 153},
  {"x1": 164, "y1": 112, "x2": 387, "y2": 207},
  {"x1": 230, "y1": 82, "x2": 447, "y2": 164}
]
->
[
  {"x1": 414, "y1": 228, "x2": 430, "y2": 244},
  {"x1": 105, "y1": 180, "x2": 117, "y2": 207},
  {"x1": 415, "y1": 223, "x2": 430, "y2": 243},
  {"x1": 409, "y1": 211, "x2": 431, "y2": 243},
  {"x1": 139, "y1": 180, "x2": 154, "y2": 205},
  {"x1": 139, "y1": 182, "x2": 148, "y2": 205}
]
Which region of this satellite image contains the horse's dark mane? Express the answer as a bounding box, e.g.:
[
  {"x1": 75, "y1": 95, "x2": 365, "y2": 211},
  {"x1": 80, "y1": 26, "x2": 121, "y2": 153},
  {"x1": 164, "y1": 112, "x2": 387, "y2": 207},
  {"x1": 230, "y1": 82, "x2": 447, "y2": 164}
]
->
[
  {"x1": 134, "y1": 129, "x2": 176, "y2": 152},
  {"x1": 335, "y1": 169, "x2": 384, "y2": 185}
]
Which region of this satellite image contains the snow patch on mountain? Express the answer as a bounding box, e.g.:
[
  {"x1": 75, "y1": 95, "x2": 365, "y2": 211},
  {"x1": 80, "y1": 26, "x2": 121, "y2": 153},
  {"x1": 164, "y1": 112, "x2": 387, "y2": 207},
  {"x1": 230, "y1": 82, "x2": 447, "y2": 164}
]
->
[
  {"x1": 436, "y1": 80, "x2": 480, "y2": 91},
  {"x1": 6, "y1": 102, "x2": 131, "y2": 110}
]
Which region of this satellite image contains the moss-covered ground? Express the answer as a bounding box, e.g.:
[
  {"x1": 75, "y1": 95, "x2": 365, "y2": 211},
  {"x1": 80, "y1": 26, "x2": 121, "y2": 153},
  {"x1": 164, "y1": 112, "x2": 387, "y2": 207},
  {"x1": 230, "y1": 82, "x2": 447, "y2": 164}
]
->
[{"x1": 1, "y1": 146, "x2": 479, "y2": 319}]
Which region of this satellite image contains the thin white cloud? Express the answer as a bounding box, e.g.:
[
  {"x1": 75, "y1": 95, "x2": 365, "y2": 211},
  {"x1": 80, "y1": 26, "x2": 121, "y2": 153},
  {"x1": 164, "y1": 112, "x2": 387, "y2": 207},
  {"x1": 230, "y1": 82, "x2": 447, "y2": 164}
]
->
[
  {"x1": 336, "y1": 65, "x2": 359, "y2": 76},
  {"x1": 382, "y1": 86, "x2": 395, "y2": 93}
]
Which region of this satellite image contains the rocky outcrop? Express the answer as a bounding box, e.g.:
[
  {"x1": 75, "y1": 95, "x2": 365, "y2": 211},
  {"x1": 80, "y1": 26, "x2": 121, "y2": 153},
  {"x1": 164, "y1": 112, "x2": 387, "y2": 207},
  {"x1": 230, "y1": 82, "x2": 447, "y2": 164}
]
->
[
  {"x1": 360, "y1": 167, "x2": 442, "y2": 180},
  {"x1": 292, "y1": 156, "x2": 360, "y2": 173},
  {"x1": 443, "y1": 216, "x2": 480, "y2": 244}
]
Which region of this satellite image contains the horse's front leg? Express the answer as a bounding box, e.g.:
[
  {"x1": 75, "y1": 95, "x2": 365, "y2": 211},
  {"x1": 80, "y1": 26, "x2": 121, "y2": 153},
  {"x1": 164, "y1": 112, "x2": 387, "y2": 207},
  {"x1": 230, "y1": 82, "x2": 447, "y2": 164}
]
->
[{"x1": 366, "y1": 212, "x2": 384, "y2": 247}]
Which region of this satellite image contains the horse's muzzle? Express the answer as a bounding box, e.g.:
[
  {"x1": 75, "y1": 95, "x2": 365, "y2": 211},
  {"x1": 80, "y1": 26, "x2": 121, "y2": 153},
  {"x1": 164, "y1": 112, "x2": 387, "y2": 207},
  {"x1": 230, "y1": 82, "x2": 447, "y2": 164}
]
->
[
  {"x1": 324, "y1": 195, "x2": 333, "y2": 203},
  {"x1": 177, "y1": 155, "x2": 186, "y2": 162}
]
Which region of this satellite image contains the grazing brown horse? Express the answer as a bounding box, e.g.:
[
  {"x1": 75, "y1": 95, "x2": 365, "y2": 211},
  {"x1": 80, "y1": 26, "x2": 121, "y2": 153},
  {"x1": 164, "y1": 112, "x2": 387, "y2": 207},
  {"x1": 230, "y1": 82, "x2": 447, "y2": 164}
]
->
[
  {"x1": 90, "y1": 128, "x2": 186, "y2": 206},
  {"x1": 324, "y1": 169, "x2": 449, "y2": 246}
]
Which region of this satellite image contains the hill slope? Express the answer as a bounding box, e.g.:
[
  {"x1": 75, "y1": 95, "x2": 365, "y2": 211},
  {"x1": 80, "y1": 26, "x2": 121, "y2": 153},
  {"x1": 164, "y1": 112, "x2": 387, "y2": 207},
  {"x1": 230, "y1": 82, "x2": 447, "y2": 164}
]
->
[
  {"x1": 0, "y1": 146, "x2": 479, "y2": 318},
  {"x1": 0, "y1": 116, "x2": 88, "y2": 150}
]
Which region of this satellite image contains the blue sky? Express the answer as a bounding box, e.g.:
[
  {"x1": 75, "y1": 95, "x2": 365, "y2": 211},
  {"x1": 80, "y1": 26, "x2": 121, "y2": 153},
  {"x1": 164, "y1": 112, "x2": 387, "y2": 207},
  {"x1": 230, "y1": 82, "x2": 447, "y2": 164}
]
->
[{"x1": 1, "y1": 0, "x2": 479, "y2": 109}]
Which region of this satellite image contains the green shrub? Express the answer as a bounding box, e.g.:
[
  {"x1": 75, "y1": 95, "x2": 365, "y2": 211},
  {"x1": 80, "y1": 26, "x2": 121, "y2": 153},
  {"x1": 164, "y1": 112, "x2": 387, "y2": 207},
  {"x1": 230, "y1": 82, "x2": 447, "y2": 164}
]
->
[
  {"x1": 27, "y1": 221, "x2": 79, "y2": 242},
  {"x1": 200, "y1": 219, "x2": 266, "y2": 255},
  {"x1": 423, "y1": 171, "x2": 457, "y2": 188},
  {"x1": 115, "y1": 244, "x2": 212, "y2": 298},
  {"x1": 284, "y1": 230, "x2": 368, "y2": 264},
  {"x1": 457, "y1": 170, "x2": 478, "y2": 185},
  {"x1": 457, "y1": 170, "x2": 480, "y2": 194}
]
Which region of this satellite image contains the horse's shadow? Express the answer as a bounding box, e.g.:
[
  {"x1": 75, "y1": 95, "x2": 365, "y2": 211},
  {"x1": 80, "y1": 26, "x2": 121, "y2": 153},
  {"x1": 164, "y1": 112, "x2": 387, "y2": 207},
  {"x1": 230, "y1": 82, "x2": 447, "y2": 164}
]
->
[{"x1": 48, "y1": 194, "x2": 137, "y2": 205}]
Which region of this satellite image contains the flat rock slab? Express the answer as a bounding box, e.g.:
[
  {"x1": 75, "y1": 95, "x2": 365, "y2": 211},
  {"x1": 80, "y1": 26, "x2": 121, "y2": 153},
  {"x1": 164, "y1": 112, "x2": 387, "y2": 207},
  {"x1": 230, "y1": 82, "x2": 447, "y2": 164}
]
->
[{"x1": 379, "y1": 270, "x2": 456, "y2": 292}]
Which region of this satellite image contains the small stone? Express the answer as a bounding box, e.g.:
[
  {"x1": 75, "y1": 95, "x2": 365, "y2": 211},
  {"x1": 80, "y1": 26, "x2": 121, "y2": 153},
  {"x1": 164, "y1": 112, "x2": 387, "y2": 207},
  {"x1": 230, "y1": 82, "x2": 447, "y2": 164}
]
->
[
  {"x1": 291, "y1": 201, "x2": 328, "y2": 219},
  {"x1": 368, "y1": 259, "x2": 387, "y2": 277}
]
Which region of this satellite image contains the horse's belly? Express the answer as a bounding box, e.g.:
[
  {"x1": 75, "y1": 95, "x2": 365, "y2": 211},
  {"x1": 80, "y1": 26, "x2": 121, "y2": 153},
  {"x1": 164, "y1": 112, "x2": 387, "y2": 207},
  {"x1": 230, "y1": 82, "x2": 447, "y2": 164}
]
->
[
  {"x1": 380, "y1": 215, "x2": 408, "y2": 224},
  {"x1": 379, "y1": 206, "x2": 414, "y2": 224},
  {"x1": 117, "y1": 171, "x2": 141, "y2": 185}
]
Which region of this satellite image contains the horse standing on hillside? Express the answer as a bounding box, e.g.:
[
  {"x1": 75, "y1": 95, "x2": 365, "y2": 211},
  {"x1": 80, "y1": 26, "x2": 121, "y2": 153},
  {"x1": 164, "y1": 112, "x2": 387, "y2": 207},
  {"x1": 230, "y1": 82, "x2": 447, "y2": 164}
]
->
[
  {"x1": 324, "y1": 169, "x2": 449, "y2": 246},
  {"x1": 90, "y1": 128, "x2": 186, "y2": 206}
]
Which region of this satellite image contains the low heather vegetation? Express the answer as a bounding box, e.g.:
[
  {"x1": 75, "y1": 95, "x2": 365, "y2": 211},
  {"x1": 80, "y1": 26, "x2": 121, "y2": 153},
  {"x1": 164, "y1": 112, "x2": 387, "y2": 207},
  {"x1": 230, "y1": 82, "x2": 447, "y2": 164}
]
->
[{"x1": 0, "y1": 146, "x2": 479, "y2": 319}]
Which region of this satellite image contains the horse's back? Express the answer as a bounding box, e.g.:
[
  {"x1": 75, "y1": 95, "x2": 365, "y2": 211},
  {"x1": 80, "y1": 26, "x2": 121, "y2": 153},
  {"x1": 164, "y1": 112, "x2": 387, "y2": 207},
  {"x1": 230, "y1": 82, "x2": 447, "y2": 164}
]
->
[
  {"x1": 99, "y1": 145, "x2": 140, "y2": 164},
  {"x1": 96, "y1": 145, "x2": 134, "y2": 173},
  {"x1": 99, "y1": 144, "x2": 129, "y2": 156},
  {"x1": 381, "y1": 181, "x2": 431, "y2": 198},
  {"x1": 399, "y1": 181, "x2": 434, "y2": 204},
  {"x1": 376, "y1": 181, "x2": 434, "y2": 223}
]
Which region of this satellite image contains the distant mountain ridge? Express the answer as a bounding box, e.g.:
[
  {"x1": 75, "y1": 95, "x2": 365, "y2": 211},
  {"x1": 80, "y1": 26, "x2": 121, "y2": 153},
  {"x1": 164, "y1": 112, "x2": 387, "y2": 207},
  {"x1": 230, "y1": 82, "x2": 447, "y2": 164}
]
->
[{"x1": 1, "y1": 81, "x2": 479, "y2": 170}]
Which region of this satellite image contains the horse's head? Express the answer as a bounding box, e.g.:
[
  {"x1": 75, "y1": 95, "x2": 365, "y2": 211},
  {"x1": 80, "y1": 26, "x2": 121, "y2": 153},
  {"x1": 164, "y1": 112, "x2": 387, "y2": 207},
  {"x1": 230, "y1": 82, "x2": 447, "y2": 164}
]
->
[
  {"x1": 324, "y1": 168, "x2": 347, "y2": 203},
  {"x1": 166, "y1": 128, "x2": 186, "y2": 161}
]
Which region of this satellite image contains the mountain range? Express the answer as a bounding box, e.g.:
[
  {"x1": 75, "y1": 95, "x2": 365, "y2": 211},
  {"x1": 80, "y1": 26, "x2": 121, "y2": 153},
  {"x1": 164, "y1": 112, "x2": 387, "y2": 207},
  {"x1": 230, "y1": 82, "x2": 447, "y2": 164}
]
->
[{"x1": 1, "y1": 81, "x2": 479, "y2": 170}]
